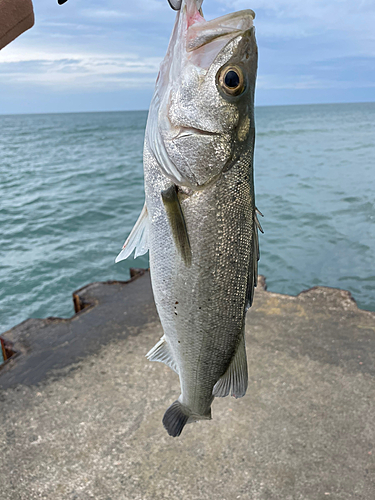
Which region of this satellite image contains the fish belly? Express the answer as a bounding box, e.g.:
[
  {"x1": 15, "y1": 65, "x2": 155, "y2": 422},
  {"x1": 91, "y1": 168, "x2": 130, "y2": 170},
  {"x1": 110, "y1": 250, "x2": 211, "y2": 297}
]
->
[{"x1": 144, "y1": 141, "x2": 255, "y2": 417}]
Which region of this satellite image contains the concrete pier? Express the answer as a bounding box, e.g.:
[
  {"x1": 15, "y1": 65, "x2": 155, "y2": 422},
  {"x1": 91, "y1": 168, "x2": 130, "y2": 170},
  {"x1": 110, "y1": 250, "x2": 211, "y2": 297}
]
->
[{"x1": 0, "y1": 270, "x2": 374, "y2": 499}]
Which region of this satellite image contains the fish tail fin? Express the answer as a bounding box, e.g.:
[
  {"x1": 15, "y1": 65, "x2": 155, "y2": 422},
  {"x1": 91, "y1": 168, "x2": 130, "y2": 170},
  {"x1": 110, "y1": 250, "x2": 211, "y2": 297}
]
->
[
  {"x1": 162, "y1": 400, "x2": 212, "y2": 437},
  {"x1": 162, "y1": 400, "x2": 190, "y2": 437}
]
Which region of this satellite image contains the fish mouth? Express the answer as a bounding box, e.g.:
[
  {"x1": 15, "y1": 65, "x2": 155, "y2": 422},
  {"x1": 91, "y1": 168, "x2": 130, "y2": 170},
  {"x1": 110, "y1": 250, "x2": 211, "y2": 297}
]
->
[{"x1": 186, "y1": 9, "x2": 255, "y2": 52}]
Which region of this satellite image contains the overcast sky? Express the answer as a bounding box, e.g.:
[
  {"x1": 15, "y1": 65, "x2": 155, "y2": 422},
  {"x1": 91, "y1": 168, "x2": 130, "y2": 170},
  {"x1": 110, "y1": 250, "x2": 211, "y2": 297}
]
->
[{"x1": 0, "y1": 0, "x2": 374, "y2": 114}]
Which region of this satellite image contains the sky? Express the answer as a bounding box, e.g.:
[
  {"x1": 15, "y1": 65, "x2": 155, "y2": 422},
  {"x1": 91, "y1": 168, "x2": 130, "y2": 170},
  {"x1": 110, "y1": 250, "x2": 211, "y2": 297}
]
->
[{"x1": 0, "y1": 0, "x2": 374, "y2": 114}]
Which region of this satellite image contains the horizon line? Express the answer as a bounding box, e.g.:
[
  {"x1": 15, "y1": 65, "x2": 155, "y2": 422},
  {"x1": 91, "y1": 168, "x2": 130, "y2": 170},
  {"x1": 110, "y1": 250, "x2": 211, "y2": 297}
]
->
[{"x1": 1, "y1": 100, "x2": 374, "y2": 117}]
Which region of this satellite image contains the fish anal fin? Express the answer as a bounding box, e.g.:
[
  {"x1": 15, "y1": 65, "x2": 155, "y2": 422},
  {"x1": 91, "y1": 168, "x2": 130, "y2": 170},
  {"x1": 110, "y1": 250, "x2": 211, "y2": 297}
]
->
[
  {"x1": 213, "y1": 334, "x2": 248, "y2": 399},
  {"x1": 146, "y1": 336, "x2": 178, "y2": 374},
  {"x1": 161, "y1": 184, "x2": 192, "y2": 267},
  {"x1": 115, "y1": 203, "x2": 149, "y2": 263}
]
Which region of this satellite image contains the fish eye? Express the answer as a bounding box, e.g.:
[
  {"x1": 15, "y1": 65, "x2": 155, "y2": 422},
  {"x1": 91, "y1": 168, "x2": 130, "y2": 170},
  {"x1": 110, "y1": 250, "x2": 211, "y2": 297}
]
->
[
  {"x1": 225, "y1": 70, "x2": 240, "y2": 88},
  {"x1": 217, "y1": 65, "x2": 246, "y2": 97}
]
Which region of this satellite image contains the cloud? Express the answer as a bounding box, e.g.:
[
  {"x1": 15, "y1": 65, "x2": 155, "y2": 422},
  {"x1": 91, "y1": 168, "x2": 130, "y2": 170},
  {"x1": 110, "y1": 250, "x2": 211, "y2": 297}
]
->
[
  {"x1": 215, "y1": 0, "x2": 375, "y2": 55},
  {"x1": 0, "y1": 46, "x2": 161, "y2": 90},
  {"x1": 258, "y1": 73, "x2": 375, "y2": 91},
  {"x1": 78, "y1": 0, "x2": 169, "y2": 23},
  {"x1": 0, "y1": 0, "x2": 374, "y2": 112},
  {"x1": 80, "y1": 9, "x2": 132, "y2": 20}
]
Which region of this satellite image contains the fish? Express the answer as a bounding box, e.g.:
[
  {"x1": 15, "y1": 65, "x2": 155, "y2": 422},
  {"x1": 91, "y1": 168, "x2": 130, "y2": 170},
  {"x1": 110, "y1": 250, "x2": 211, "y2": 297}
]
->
[{"x1": 116, "y1": 0, "x2": 261, "y2": 437}]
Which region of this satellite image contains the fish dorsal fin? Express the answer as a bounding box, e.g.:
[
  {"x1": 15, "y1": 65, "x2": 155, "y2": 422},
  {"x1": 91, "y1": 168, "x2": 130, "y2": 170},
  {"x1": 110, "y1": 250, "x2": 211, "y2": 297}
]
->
[
  {"x1": 146, "y1": 336, "x2": 179, "y2": 374},
  {"x1": 245, "y1": 207, "x2": 264, "y2": 310},
  {"x1": 212, "y1": 332, "x2": 248, "y2": 399},
  {"x1": 161, "y1": 185, "x2": 192, "y2": 266},
  {"x1": 115, "y1": 203, "x2": 149, "y2": 263}
]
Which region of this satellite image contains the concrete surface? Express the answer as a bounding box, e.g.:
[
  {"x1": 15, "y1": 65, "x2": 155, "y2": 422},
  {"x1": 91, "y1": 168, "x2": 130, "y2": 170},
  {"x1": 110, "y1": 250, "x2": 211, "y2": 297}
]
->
[{"x1": 0, "y1": 270, "x2": 374, "y2": 499}]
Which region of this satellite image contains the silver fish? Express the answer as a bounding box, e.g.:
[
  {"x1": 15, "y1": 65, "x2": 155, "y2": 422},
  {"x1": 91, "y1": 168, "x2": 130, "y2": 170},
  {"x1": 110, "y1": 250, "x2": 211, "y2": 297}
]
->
[{"x1": 116, "y1": 0, "x2": 261, "y2": 437}]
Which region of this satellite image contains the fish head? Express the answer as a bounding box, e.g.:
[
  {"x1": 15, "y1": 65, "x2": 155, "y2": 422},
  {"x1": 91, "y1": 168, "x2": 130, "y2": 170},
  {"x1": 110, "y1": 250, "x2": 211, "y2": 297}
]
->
[{"x1": 147, "y1": 0, "x2": 258, "y2": 188}]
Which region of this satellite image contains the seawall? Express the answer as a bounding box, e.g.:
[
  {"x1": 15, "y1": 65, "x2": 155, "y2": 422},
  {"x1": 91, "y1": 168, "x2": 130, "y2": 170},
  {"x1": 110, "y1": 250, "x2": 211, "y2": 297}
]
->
[{"x1": 0, "y1": 269, "x2": 374, "y2": 499}]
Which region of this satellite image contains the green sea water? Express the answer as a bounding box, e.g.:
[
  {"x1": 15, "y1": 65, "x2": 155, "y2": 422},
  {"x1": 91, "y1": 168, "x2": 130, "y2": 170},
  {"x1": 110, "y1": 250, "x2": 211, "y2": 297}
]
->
[{"x1": 1, "y1": 103, "x2": 374, "y2": 360}]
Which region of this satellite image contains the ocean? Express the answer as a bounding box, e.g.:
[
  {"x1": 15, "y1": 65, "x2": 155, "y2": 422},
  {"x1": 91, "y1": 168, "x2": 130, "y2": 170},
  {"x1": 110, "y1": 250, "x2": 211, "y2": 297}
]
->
[{"x1": 1, "y1": 103, "x2": 374, "y2": 360}]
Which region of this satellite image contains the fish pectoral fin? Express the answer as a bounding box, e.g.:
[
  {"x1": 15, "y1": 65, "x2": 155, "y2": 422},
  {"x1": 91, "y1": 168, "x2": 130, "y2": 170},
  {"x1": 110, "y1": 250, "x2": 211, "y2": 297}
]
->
[
  {"x1": 212, "y1": 333, "x2": 248, "y2": 399},
  {"x1": 245, "y1": 207, "x2": 264, "y2": 310},
  {"x1": 146, "y1": 336, "x2": 179, "y2": 374},
  {"x1": 115, "y1": 202, "x2": 149, "y2": 263},
  {"x1": 161, "y1": 185, "x2": 192, "y2": 267}
]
